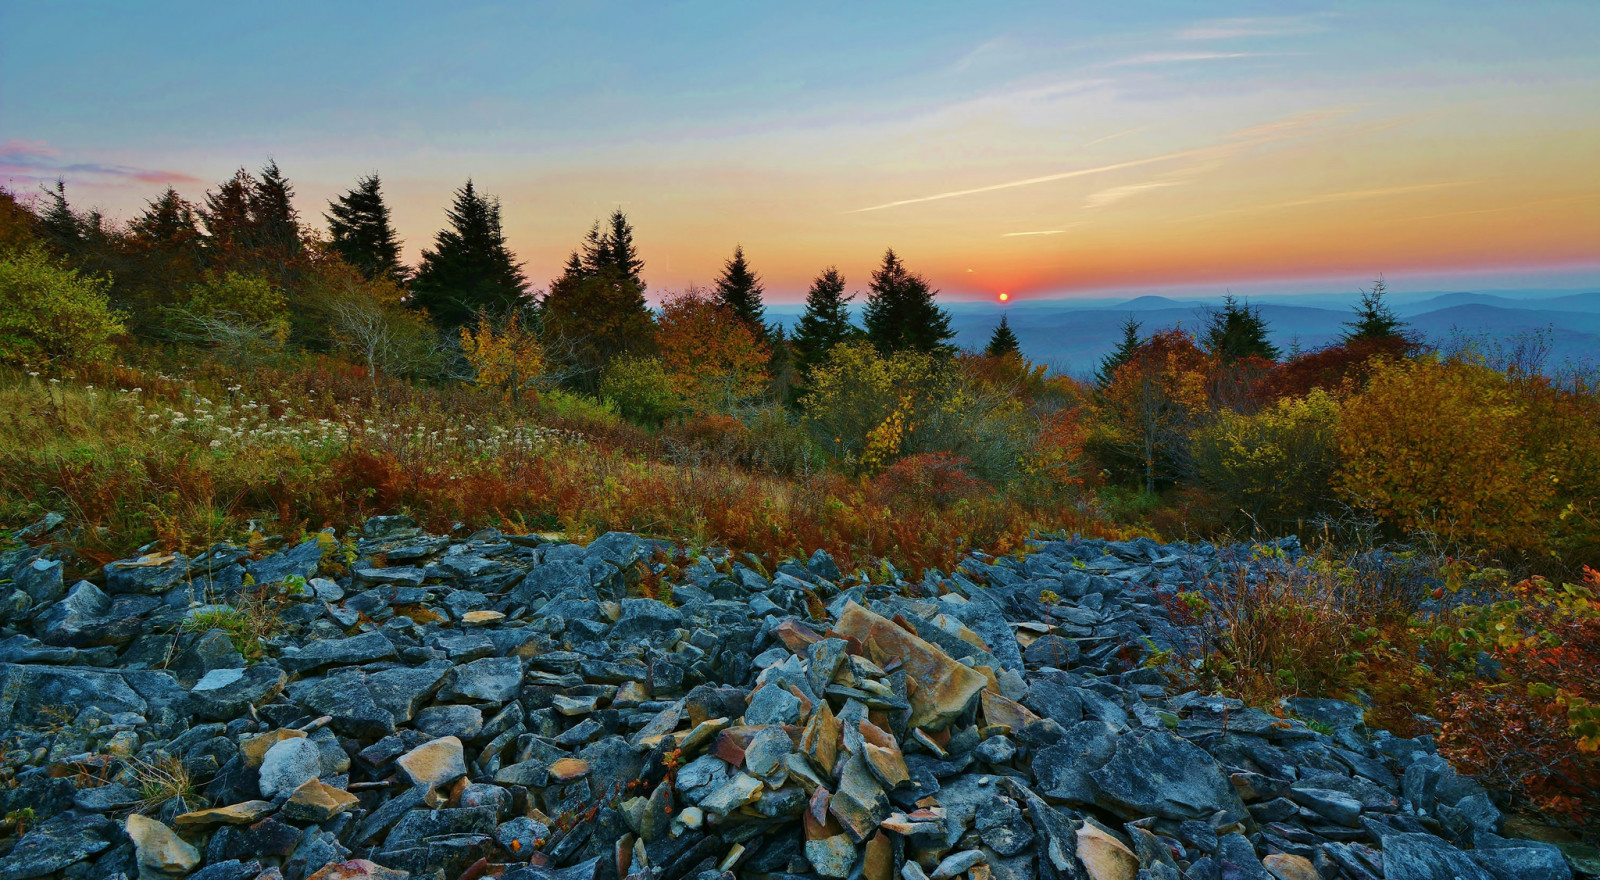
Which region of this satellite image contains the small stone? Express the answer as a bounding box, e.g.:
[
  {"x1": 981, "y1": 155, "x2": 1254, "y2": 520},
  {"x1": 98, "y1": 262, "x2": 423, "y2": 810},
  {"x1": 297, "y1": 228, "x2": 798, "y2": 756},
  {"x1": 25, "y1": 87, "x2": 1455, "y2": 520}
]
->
[
  {"x1": 396, "y1": 736, "x2": 467, "y2": 787},
  {"x1": 460, "y1": 609, "x2": 505, "y2": 626},
  {"x1": 175, "y1": 801, "x2": 275, "y2": 829},
  {"x1": 806, "y1": 834, "x2": 859, "y2": 879},
  {"x1": 974, "y1": 735, "x2": 1017, "y2": 764},
  {"x1": 305, "y1": 860, "x2": 411, "y2": 880},
  {"x1": 931, "y1": 849, "x2": 986, "y2": 880},
  {"x1": 283, "y1": 778, "x2": 359, "y2": 823},
  {"x1": 1262, "y1": 854, "x2": 1319, "y2": 880},
  {"x1": 548, "y1": 757, "x2": 590, "y2": 782},
  {"x1": 240, "y1": 728, "x2": 307, "y2": 767},
  {"x1": 700, "y1": 772, "x2": 764, "y2": 816},
  {"x1": 126, "y1": 813, "x2": 201, "y2": 880},
  {"x1": 553, "y1": 693, "x2": 599, "y2": 715},
  {"x1": 259, "y1": 736, "x2": 322, "y2": 799}
]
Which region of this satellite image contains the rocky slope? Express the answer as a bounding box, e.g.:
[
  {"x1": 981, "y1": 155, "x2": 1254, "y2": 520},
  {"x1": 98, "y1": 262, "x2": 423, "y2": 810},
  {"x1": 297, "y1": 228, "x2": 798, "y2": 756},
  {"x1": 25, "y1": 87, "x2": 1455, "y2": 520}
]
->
[{"x1": 0, "y1": 516, "x2": 1583, "y2": 880}]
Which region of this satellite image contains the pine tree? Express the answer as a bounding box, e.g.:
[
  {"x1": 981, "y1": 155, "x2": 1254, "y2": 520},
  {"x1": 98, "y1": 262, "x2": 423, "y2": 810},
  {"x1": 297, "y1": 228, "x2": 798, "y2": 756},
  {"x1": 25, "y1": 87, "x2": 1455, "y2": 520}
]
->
[
  {"x1": 200, "y1": 169, "x2": 255, "y2": 256},
  {"x1": 1096, "y1": 315, "x2": 1144, "y2": 387},
  {"x1": 863, "y1": 248, "x2": 953, "y2": 354},
  {"x1": 604, "y1": 209, "x2": 644, "y2": 288},
  {"x1": 1202, "y1": 294, "x2": 1278, "y2": 362},
  {"x1": 326, "y1": 173, "x2": 407, "y2": 284},
  {"x1": 130, "y1": 187, "x2": 201, "y2": 248},
  {"x1": 248, "y1": 159, "x2": 301, "y2": 259},
  {"x1": 714, "y1": 245, "x2": 767, "y2": 337},
  {"x1": 791, "y1": 266, "x2": 856, "y2": 374},
  {"x1": 1342, "y1": 275, "x2": 1407, "y2": 343},
  {"x1": 410, "y1": 180, "x2": 527, "y2": 327},
  {"x1": 37, "y1": 180, "x2": 82, "y2": 247},
  {"x1": 985, "y1": 314, "x2": 1020, "y2": 358}
]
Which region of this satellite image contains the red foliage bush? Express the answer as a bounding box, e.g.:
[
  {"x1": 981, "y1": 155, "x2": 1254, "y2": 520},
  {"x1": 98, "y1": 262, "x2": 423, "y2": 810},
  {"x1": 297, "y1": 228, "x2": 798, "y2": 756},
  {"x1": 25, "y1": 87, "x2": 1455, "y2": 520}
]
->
[
  {"x1": 871, "y1": 453, "x2": 987, "y2": 507},
  {"x1": 1254, "y1": 336, "x2": 1416, "y2": 403}
]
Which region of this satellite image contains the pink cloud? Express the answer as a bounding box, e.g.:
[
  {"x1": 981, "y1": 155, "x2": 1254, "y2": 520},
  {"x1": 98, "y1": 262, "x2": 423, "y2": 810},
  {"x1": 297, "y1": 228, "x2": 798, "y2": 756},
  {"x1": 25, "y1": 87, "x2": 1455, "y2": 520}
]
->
[{"x1": 0, "y1": 140, "x2": 200, "y2": 188}]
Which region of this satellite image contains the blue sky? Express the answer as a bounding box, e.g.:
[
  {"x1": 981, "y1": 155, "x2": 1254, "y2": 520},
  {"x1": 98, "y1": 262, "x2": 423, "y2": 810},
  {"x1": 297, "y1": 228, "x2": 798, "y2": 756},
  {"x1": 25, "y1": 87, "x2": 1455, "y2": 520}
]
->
[{"x1": 3, "y1": 1, "x2": 1597, "y2": 300}]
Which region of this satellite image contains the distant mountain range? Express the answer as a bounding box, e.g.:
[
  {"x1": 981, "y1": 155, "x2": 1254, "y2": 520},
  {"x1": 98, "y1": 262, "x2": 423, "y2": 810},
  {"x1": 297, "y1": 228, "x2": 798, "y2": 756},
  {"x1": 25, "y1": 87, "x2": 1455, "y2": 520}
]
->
[{"x1": 767, "y1": 289, "x2": 1600, "y2": 377}]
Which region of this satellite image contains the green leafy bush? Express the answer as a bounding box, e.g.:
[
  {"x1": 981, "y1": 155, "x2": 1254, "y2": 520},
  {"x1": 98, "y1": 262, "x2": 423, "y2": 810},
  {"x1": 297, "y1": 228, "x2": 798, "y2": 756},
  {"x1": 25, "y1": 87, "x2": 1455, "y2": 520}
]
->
[
  {"x1": 599, "y1": 355, "x2": 683, "y2": 425},
  {"x1": 1188, "y1": 389, "x2": 1341, "y2": 529},
  {"x1": 0, "y1": 246, "x2": 125, "y2": 365}
]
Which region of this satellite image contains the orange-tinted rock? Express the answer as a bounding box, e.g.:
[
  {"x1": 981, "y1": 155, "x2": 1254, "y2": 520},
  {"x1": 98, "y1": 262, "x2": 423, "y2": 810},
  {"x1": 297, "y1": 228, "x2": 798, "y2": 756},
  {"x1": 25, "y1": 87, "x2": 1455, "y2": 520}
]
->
[
  {"x1": 981, "y1": 690, "x2": 1041, "y2": 731},
  {"x1": 802, "y1": 703, "x2": 841, "y2": 776},
  {"x1": 834, "y1": 603, "x2": 988, "y2": 731},
  {"x1": 864, "y1": 831, "x2": 894, "y2": 880},
  {"x1": 548, "y1": 757, "x2": 590, "y2": 782},
  {"x1": 862, "y1": 743, "x2": 910, "y2": 789},
  {"x1": 1075, "y1": 824, "x2": 1139, "y2": 880}
]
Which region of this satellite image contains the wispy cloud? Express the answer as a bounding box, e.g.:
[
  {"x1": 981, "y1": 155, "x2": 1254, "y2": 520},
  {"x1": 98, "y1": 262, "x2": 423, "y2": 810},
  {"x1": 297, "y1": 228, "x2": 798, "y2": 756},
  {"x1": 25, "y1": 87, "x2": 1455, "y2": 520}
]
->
[
  {"x1": 1105, "y1": 51, "x2": 1259, "y2": 67},
  {"x1": 0, "y1": 140, "x2": 200, "y2": 187},
  {"x1": 1002, "y1": 229, "x2": 1067, "y2": 237},
  {"x1": 1176, "y1": 16, "x2": 1323, "y2": 41},
  {"x1": 847, "y1": 109, "x2": 1343, "y2": 214},
  {"x1": 1217, "y1": 181, "x2": 1481, "y2": 216},
  {"x1": 1084, "y1": 180, "x2": 1182, "y2": 209}
]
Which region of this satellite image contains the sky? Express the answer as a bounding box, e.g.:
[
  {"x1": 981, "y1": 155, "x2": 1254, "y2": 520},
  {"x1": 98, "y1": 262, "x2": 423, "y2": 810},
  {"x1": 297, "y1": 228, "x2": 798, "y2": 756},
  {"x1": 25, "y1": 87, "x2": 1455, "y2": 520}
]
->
[{"x1": 2, "y1": 1, "x2": 1598, "y2": 303}]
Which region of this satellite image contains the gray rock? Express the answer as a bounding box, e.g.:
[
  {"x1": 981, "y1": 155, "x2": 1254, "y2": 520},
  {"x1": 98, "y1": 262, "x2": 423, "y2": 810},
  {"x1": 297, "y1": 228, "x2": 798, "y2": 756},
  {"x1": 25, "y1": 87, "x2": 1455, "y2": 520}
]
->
[
  {"x1": 245, "y1": 537, "x2": 322, "y2": 585},
  {"x1": 745, "y1": 683, "x2": 804, "y2": 725},
  {"x1": 1089, "y1": 730, "x2": 1246, "y2": 821},
  {"x1": 0, "y1": 813, "x2": 116, "y2": 880},
  {"x1": 259, "y1": 736, "x2": 322, "y2": 798},
  {"x1": 279, "y1": 631, "x2": 397, "y2": 673},
  {"x1": 190, "y1": 663, "x2": 287, "y2": 721},
  {"x1": 610, "y1": 598, "x2": 683, "y2": 641},
  {"x1": 17, "y1": 556, "x2": 65, "y2": 604},
  {"x1": 1033, "y1": 720, "x2": 1117, "y2": 804},
  {"x1": 440, "y1": 656, "x2": 523, "y2": 703},
  {"x1": 1382, "y1": 831, "x2": 1496, "y2": 880},
  {"x1": 105, "y1": 552, "x2": 190, "y2": 594},
  {"x1": 414, "y1": 704, "x2": 485, "y2": 740}
]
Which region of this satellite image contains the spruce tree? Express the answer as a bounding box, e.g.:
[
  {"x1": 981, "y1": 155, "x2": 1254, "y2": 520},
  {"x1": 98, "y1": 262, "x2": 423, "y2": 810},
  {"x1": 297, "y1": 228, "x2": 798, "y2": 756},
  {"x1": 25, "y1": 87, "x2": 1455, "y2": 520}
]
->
[
  {"x1": 131, "y1": 187, "x2": 201, "y2": 248},
  {"x1": 985, "y1": 314, "x2": 1020, "y2": 358},
  {"x1": 248, "y1": 159, "x2": 301, "y2": 259},
  {"x1": 1095, "y1": 315, "x2": 1143, "y2": 387},
  {"x1": 37, "y1": 180, "x2": 82, "y2": 247},
  {"x1": 410, "y1": 179, "x2": 527, "y2": 327},
  {"x1": 326, "y1": 173, "x2": 407, "y2": 284},
  {"x1": 200, "y1": 169, "x2": 255, "y2": 256},
  {"x1": 1342, "y1": 276, "x2": 1407, "y2": 342},
  {"x1": 791, "y1": 266, "x2": 856, "y2": 374},
  {"x1": 604, "y1": 209, "x2": 644, "y2": 289},
  {"x1": 862, "y1": 248, "x2": 953, "y2": 354},
  {"x1": 714, "y1": 245, "x2": 767, "y2": 337},
  {"x1": 1202, "y1": 294, "x2": 1278, "y2": 361}
]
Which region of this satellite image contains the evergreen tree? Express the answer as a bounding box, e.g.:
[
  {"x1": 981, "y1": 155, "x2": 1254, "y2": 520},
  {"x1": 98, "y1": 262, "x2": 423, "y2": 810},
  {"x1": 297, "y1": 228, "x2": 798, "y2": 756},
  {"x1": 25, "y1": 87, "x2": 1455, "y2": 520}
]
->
[
  {"x1": 985, "y1": 313, "x2": 1020, "y2": 358},
  {"x1": 410, "y1": 180, "x2": 527, "y2": 327},
  {"x1": 326, "y1": 173, "x2": 407, "y2": 284},
  {"x1": 1342, "y1": 275, "x2": 1407, "y2": 342},
  {"x1": 248, "y1": 159, "x2": 301, "y2": 259},
  {"x1": 791, "y1": 266, "x2": 856, "y2": 374},
  {"x1": 37, "y1": 180, "x2": 82, "y2": 247},
  {"x1": 200, "y1": 169, "x2": 255, "y2": 255},
  {"x1": 130, "y1": 187, "x2": 201, "y2": 248},
  {"x1": 1095, "y1": 315, "x2": 1144, "y2": 387},
  {"x1": 862, "y1": 248, "x2": 953, "y2": 354},
  {"x1": 1202, "y1": 294, "x2": 1278, "y2": 362},
  {"x1": 714, "y1": 245, "x2": 767, "y2": 337},
  {"x1": 604, "y1": 209, "x2": 644, "y2": 288}
]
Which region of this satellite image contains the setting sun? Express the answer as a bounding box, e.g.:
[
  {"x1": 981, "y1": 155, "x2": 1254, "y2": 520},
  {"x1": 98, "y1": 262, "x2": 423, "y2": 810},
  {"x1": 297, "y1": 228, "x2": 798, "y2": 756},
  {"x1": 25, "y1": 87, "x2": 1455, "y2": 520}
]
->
[{"x1": 998, "y1": 292, "x2": 1010, "y2": 302}]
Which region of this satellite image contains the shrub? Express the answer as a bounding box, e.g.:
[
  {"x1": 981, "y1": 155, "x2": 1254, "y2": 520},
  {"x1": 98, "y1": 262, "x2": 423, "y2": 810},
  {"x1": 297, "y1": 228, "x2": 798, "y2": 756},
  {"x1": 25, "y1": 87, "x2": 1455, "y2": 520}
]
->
[
  {"x1": 460, "y1": 309, "x2": 544, "y2": 400},
  {"x1": 1438, "y1": 568, "x2": 1600, "y2": 825},
  {"x1": 1188, "y1": 389, "x2": 1341, "y2": 530},
  {"x1": 0, "y1": 246, "x2": 125, "y2": 365},
  {"x1": 872, "y1": 453, "x2": 987, "y2": 507},
  {"x1": 1335, "y1": 356, "x2": 1600, "y2": 559},
  {"x1": 1093, "y1": 329, "x2": 1212, "y2": 493},
  {"x1": 656, "y1": 289, "x2": 769, "y2": 413},
  {"x1": 802, "y1": 341, "x2": 948, "y2": 470},
  {"x1": 182, "y1": 271, "x2": 289, "y2": 340},
  {"x1": 599, "y1": 355, "x2": 683, "y2": 425}
]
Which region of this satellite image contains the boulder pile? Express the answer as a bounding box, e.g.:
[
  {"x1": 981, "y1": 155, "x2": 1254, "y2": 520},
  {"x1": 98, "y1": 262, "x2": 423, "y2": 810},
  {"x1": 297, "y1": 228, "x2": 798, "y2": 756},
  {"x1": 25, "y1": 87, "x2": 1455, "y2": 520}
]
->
[{"x1": 0, "y1": 515, "x2": 1586, "y2": 880}]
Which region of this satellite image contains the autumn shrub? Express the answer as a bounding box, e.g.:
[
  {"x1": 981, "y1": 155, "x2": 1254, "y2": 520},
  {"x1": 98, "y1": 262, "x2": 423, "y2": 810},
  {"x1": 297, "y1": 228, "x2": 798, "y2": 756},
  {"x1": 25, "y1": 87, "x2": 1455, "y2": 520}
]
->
[
  {"x1": 1188, "y1": 389, "x2": 1341, "y2": 530},
  {"x1": 599, "y1": 355, "x2": 683, "y2": 425},
  {"x1": 871, "y1": 453, "x2": 987, "y2": 507},
  {"x1": 1336, "y1": 355, "x2": 1600, "y2": 561},
  {"x1": 655, "y1": 289, "x2": 769, "y2": 413},
  {"x1": 460, "y1": 309, "x2": 544, "y2": 400},
  {"x1": 0, "y1": 246, "x2": 125, "y2": 365},
  {"x1": 1254, "y1": 336, "x2": 1415, "y2": 403},
  {"x1": 1091, "y1": 329, "x2": 1213, "y2": 493},
  {"x1": 1437, "y1": 568, "x2": 1600, "y2": 825}
]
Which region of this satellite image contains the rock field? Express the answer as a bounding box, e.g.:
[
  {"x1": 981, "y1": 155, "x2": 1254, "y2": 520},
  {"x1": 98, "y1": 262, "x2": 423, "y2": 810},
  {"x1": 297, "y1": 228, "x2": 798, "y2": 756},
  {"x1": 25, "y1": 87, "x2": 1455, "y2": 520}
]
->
[{"x1": 0, "y1": 514, "x2": 1583, "y2": 880}]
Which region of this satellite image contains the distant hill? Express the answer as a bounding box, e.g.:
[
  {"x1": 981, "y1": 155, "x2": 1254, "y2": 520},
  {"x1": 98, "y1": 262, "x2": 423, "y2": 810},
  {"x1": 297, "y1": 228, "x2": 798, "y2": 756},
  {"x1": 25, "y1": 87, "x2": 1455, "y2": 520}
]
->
[{"x1": 769, "y1": 288, "x2": 1600, "y2": 377}]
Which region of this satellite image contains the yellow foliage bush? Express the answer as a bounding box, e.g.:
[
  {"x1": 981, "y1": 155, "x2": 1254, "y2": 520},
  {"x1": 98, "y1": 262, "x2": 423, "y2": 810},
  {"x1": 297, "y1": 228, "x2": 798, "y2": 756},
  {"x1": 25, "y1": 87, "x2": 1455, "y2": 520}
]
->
[
  {"x1": 1189, "y1": 389, "x2": 1341, "y2": 528},
  {"x1": 460, "y1": 310, "x2": 544, "y2": 398},
  {"x1": 0, "y1": 246, "x2": 125, "y2": 365},
  {"x1": 181, "y1": 271, "x2": 290, "y2": 344},
  {"x1": 1336, "y1": 356, "x2": 1600, "y2": 560}
]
